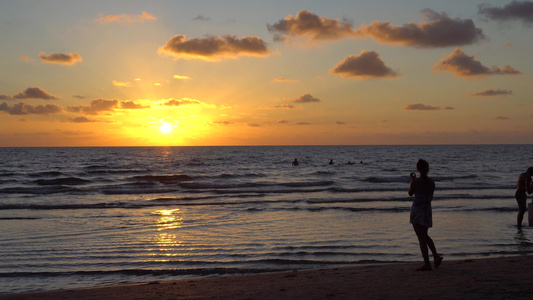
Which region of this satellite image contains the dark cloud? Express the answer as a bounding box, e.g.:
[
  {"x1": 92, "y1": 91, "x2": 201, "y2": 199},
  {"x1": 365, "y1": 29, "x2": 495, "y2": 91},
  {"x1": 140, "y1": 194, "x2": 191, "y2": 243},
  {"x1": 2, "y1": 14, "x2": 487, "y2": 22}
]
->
[
  {"x1": 403, "y1": 103, "x2": 442, "y2": 111},
  {"x1": 336, "y1": 121, "x2": 346, "y2": 125},
  {"x1": 267, "y1": 9, "x2": 485, "y2": 47},
  {"x1": 479, "y1": 1, "x2": 533, "y2": 23},
  {"x1": 358, "y1": 9, "x2": 485, "y2": 47},
  {"x1": 0, "y1": 95, "x2": 11, "y2": 100},
  {"x1": 289, "y1": 94, "x2": 321, "y2": 103},
  {"x1": 467, "y1": 89, "x2": 513, "y2": 97},
  {"x1": 248, "y1": 123, "x2": 261, "y2": 127},
  {"x1": 433, "y1": 48, "x2": 522, "y2": 78},
  {"x1": 159, "y1": 34, "x2": 270, "y2": 61},
  {"x1": 267, "y1": 10, "x2": 358, "y2": 43},
  {"x1": 13, "y1": 87, "x2": 57, "y2": 100},
  {"x1": 330, "y1": 50, "x2": 398, "y2": 79},
  {"x1": 67, "y1": 99, "x2": 120, "y2": 115},
  {"x1": 121, "y1": 100, "x2": 150, "y2": 109},
  {"x1": 0, "y1": 102, "x2": 64, "y2": 115},
  {"x1": 67, "y1": 99, "x2": 150, "y2": 115},
  {"x1": 212, "y1": 121, "x2": 234, "y2": 126},
  {"x1": 193, "y1": 15, "x2": 210, "y2": 21},
  {"x1": 39, "y1": 52, "x2": 82, "y2": 65},
  {"x1": 68, "y1": 116, "x2": 95, "y2": 123},
  {"x1": 495, "y1": 116, "x2": 510, "y2": 120},
  {"x1": 259, "y1": 105, "x2": 296, "y2": 109}
]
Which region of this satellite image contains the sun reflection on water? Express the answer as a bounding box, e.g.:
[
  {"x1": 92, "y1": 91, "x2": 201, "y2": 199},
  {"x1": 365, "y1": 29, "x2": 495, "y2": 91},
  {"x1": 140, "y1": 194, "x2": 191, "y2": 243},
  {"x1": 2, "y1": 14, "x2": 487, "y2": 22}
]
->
[
  {"x1": 152, "y1": 208, "x2": 183, "y2": 231},
  {"x1": 149, "y1": 209, "x2": 185, "y2": 261}
]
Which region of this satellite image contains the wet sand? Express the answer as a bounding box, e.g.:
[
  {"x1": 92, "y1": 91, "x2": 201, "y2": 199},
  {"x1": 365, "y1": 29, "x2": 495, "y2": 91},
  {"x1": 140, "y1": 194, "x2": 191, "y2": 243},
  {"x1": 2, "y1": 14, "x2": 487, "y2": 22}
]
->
[{"x1": 2, "y1": 256, "x2": 533, "y2": 300}]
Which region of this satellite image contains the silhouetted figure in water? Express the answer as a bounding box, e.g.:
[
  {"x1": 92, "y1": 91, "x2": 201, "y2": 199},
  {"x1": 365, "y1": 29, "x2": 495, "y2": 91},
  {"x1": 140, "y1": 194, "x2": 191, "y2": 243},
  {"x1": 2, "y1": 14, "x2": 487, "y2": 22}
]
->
[
  {"x1": 292, "y1": 158, "x2": 299, "y2": 166},
  {"x1": 347, "y1": 161, "x2": 354, "y2": 165},
  {"x1": 329, "y1": 159, "x2": 334, "y2": 165},
  {"x1": 515, "y1": 167, "x2": 533, "y2": 228},
  {"x1": 408, "y1": 159, "x2": 443, "y2": 271}
]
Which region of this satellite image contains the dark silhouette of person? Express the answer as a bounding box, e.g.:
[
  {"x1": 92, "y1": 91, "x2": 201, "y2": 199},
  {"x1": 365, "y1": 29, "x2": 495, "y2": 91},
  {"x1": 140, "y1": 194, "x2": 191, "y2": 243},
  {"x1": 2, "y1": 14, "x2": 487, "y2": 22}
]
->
[
  {"x1": 515, "y1": 167, "x2": 533, "y2": 228},
  {"x1": 329, "y1": 159, "x2": 334, "y2": 165},
  {"x1": 408, "y1": 159, "x2": 443, "y2": 271},
  {"x1": 347, "y1": 161, "x2": 354, "y2": 165},
  {"x1": 292, "y1": 158, "x2": 299, "y2": 166}
]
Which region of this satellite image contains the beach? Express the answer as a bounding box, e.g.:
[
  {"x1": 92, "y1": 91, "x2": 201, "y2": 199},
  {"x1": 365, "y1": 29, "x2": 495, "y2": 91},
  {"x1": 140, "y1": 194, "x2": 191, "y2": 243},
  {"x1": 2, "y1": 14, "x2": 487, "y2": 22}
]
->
[
  {"x1": 3, "y1": 255, "x2": 533, "y2": 299},
  {"x1": 2, "y1": 146, "x2": 533, "y2": 294}
]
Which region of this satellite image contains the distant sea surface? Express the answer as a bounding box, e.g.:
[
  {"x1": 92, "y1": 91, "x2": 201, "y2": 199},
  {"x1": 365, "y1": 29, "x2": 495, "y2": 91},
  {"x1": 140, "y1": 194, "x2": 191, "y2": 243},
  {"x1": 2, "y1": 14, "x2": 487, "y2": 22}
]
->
[{"x1": 1, "y1": 145, "x2": 533, "y2": 294}]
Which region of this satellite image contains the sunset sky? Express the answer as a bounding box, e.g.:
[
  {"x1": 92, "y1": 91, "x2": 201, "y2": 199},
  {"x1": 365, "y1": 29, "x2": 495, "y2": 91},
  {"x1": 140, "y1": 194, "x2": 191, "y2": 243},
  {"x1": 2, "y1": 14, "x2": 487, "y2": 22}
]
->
[{"x1": 1, "y1": 0, "x2": 532, "y2": 146}]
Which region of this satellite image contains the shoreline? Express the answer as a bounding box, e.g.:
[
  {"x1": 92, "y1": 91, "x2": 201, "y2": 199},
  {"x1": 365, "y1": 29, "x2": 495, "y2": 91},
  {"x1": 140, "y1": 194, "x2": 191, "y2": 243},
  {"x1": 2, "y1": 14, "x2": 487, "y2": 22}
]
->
[{"x1": 3, "y1": 255, "x2": 533, "y2": 300}]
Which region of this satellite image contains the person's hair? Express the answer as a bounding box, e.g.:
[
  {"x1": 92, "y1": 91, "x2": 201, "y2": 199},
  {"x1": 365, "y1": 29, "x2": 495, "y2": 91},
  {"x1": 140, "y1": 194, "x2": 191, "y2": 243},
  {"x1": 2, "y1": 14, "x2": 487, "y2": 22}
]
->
[
  {"x1": 527, "y1": 167, "x2": 533, "y2": 175},
  {"x1": 417, "y1": 159, "x2": 430, "y2": 178}
]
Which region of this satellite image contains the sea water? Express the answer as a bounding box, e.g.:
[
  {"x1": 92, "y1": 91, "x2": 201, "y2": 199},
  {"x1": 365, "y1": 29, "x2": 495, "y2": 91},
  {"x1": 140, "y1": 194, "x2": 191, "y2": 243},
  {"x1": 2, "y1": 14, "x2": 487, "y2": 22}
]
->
[{"x1": 1, "y1": 145, "x2": 533, "y2": 294}]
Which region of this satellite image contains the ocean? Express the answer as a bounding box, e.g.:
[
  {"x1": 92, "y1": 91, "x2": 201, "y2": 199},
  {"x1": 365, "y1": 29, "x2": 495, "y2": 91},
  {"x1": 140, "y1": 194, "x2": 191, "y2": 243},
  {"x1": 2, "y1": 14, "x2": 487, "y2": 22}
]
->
[{"x1": 1, "y1": 145, "x2": 533, "y2": 294}]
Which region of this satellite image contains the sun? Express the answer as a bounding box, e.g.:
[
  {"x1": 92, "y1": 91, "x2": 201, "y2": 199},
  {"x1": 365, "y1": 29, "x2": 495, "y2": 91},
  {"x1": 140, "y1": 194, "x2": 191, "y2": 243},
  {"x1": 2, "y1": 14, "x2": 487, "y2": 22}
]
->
[{"x1": 160, "y1": 123, "x2": 172, "y2": 134}]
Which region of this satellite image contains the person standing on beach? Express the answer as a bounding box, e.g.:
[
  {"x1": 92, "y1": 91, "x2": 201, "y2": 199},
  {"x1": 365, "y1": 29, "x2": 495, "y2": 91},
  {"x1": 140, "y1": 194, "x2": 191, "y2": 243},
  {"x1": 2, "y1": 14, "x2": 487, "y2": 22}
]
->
[
  {"x1": 515, "y1": 167, "x2": 533, "y2": 228},
  {"x1": 408, "y1": 159, "x2": 443, "y2": 271}
]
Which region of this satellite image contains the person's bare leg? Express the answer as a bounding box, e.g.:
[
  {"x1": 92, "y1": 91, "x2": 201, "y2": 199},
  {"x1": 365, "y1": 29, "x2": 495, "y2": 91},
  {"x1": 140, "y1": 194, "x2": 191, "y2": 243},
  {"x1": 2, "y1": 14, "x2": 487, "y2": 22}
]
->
[
  {"x1": 517, "y1": 211, "x2": 525, "y2": 229},
  {"x1": 426, "y1": 235, "x2": 443, "y2": 268},
  {"x1": 413, "y1": 224, "x2": 431, "y2": 270}
]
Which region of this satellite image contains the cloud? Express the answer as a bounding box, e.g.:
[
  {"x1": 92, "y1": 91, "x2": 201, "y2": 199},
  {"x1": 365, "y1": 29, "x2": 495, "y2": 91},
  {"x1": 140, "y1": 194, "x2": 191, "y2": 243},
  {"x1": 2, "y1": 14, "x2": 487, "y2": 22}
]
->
[
  {"x1": 13, "y1": 87, "x2": 57, "y2": 100},
  {"x1": 121, "y1": 100, "x2": 150, "y2": 109},
  {"x1": 403, "y1": 103, "x2": 443, "y2": 111},
  {"x1": 39, "y1": 52, "x2": 82, "y2": 65},
  {"x1": 68, "y1": 116, "x2": 95, "y2": 123},
  {"x1": 495, "y1": 116, "x2": 510, "y2": 120},
  {"x1": 67, "y1": 99, "x2": 150, "y2": 115},
  {"x1": 20, "y1": 55, "x2": 33, "y2": 61},
  {"x1": 336, "y1": 121, "x2": 346, "y2": 125},
  {"x1": 330, "y1": 50, "x2": 398, "y2": 79},
  {"x1": 0, "y1": 95, "x2": 11, "y2": 100},
  {"x1": 467, "y1": 89, "x2": 513, "y2": 97},
  {"x1": 479, "y1": 1, "x2": 533, "y2": 23},
  {"x1": 0, "y1": 102, "x2": 64, "y2": 115},
  {"x1": 67, "y1": 99, "x2": 120, "y2": 115},
  {"x1": 287, "y1": 94, "x2": 321, "y2": 103},
  {"x1": 357, "y1": 9, "x2": 485, "y2": 47},
  {"x1": 267, "y1": 10, "x2": 358, "y2": 43},
  {"x1": 193, "y1": 15, "x2": 210, "y2": 21},
  {"x1": 433, "y1": 48, "x2": 522, "y2": 78},
  {"x1": 212, "y1": 121, "x2": 234, "y2": 126},
  {"x1": 174, "y1": 75, "x2": 191, "y2": 80},
  {"x1": 274, "y1": 77, "x2": 299, "y2": 83},
  {"x1": 259, "y1": 105, "x2": 296, "y2": 109},
  {"x1": 159, "y1": 34, "x2": 270, "y2": 61},
  {"x1": 112, "y1": 80, "x2": 132, "y2": 87},
  {"x1": 96, "y1": 11, "x2": 156, "y2": 24},
  {"x1": 248, "y1": 123, "x2": 261, "y2": 127},
  {"x1": 267, "y1": 9, "x2": 485, "y2": 47},
  {"x1": 164, "y1": 98, "x2": 202, "y2": 107}
]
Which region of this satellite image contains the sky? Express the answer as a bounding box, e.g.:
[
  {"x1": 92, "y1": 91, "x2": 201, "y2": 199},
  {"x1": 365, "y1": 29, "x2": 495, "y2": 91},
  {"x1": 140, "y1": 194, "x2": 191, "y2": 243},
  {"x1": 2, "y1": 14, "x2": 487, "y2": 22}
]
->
[{"x1": 1, "y1": 0, "x2": 532, "y2": 146}]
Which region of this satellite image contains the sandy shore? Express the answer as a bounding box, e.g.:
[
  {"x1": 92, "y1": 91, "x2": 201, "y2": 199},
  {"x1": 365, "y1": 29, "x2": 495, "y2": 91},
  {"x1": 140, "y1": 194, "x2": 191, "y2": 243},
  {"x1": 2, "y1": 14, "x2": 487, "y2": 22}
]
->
[{"x1": 2, "y1": 256, "x2": 533, "y2": 300}]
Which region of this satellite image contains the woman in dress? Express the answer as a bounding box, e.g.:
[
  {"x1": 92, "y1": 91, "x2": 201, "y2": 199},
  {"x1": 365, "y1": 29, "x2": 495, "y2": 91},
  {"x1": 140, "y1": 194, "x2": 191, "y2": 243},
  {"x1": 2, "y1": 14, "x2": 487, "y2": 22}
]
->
[{"x1": 408, "y1": 159, "x2": 443, "y2": 271}]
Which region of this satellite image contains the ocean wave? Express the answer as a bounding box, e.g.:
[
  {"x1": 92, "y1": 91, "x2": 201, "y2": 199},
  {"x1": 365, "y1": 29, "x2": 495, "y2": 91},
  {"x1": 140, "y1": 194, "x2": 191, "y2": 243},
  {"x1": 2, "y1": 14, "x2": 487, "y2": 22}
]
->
[
  {"x1": 0, "y1": 186, "x2": 80, "y2": 195},
  {"x1": 27, "y1": 171, "x2": 64, "y2": 177},
  {"x1": 131, "y1": 174, "x2": 192, "y2": 183},
  {"x1": 35, "y1": 177, "x2": 91, "y2": 186},
  {"x1": 361, "y1": 176, "x2": 409, "y2": 183}
]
